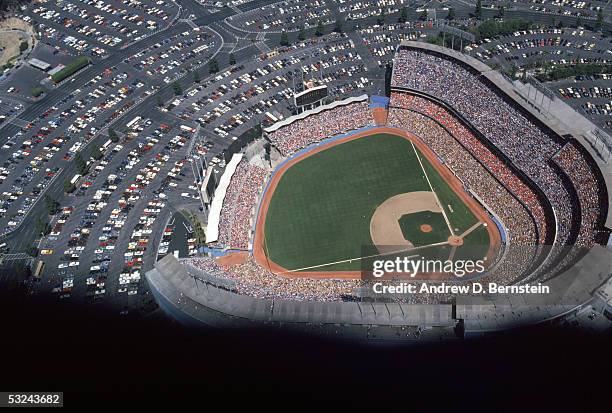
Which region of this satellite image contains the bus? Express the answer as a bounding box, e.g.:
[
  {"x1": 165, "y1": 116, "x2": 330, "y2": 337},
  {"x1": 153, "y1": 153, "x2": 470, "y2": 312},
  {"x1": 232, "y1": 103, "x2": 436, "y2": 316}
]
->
[
  {"x1": 180, "y1": 125, "x2": 196, "y2": 133},
  {"x1": 70, "y1": 174, "x2": 81, "y2": 185},
  {"x1": 126, "y1": 116, "x2": 141, "y2": 129},
  {"x1": 264, "y1": 112, "x2": 278, "y2": 124},
  {"x1": 33, "y1": 260, "x2": 45, "y2": 279},
  {"x1": 102, "y1": 139, "x2": 113, "y2": 151}
]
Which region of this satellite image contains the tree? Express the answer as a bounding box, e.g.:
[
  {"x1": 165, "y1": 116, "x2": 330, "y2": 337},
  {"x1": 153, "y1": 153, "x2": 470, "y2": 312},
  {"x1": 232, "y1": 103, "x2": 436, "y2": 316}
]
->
[
  {"x1": 208, "y1": 57, "x2": 219, "y2": 74},
  {"x1": 74, "y1": 152, "x2": 87, "y2": 175},
  {"x1": 398, "y1": 7, "x2": 408, "y2": 23},
  {"x1": 334, "y1": 18, "x2": 343, "y2": 33},
  {"x1": 91, "y1": 145, "x2": 103, "y2": 161},
  {"x1": 19, "y1": 41, "x2": 28, "y2": 52},
  {"x1": 280, "y1": 30, "x2": 290, "y2": 46},
  {"x1": 108, "y1": 128, "x2": 119, "y2": 143},
  {"x1": 471, "y1": 18, "x2": 531, "y2": 41},
  {"x1": 229, "y1": 52, "x2": 236, "y2": 65},
  {"x1": 419, "y1": 9, "x2": 427, "y2": 21},
  {"x1": 44, "y1": 195, "x2": 59, "y2": 215},
  {"x1": 298, "y1": 25, "x2": 306, "y2": 41},
  {"x1": 172, "y1": 81, "x2": 183, "y2": 95},
  {"x1": 447, "y1": 7, "x2": 456, "y2": 20},
  {"x1": 12, "y1": 261, "x2": 32, "y2": 280},
  {"x1": 35, "y1": 215, "x2": 49, "y2": 236},
  {"x1": 26, "y1": 244, "x2": 38, "y2": 257},
  {"x1": 63, "y1": 180, "x2": 75, "y2": 193},
  {"x1": 315, "y1": 20, "x2": 325, "y2": 37},
  {"x1": 596, "y1": 9, "x2": 604, "y2": 30},
  {"x1": 377, "y1": 8, "x2": 386, "y2": 25},
  {"x1": 193, "y1": 71, "x2": 200, "y2": 83},
  {"x1": 497, "y1": 5, "x2": 505, "y2": 18},
  {"x1": 31, "y1": 87, "x2": 43, "y2": 97},
  {"x1": 475, "y1": 0, "x2": 482, "y2": 20},
  {"x1": 156, "y1": 95, "x2": 164, "y2": 108}
]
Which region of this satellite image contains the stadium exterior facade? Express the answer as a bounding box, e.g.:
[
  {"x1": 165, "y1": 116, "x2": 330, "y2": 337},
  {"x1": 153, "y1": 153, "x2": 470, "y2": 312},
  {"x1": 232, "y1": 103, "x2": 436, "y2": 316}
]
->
[{"x1": 146, "y1": 42, "x2": 612, "y2": 339}]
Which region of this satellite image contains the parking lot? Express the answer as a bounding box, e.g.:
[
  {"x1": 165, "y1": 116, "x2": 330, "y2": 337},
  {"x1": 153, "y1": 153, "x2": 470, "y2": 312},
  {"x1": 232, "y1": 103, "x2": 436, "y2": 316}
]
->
[
  {"x1": 171, "y1": 35, "x2": 379, "y2": 155},
  {"x1": 36, "y1": 116, "x2": 201, "y2": 309},
  {"x1": 0, "y1": 64, "x2": 157, "y2": 236},
  {"x1": 123, "y1": 26, "x2": 221, "y2": 84},
  {"x1": 467, "y1": 26, "x2": 612, "y2": 131},
  {"x1": 23, "y1": 0, "x2": 180, "y2": 57},
  {"x1": 0, "y1": 96, "x2": 24, "y2": 128},
  {"x1": 554, "y1": 76, "x2": 612, "y2": 129}
]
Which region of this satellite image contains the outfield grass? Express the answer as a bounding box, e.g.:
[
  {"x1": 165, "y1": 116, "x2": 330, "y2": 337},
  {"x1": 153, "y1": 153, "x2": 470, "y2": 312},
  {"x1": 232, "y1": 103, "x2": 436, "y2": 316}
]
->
[
  {"x1": 454, "y1": 225, "x2": 490, "y2": 262},
  {"x1": 419, "y1": 153, "x2": 480, "y2": 235},
  {"x1": 263, "y1": 132, "x2": 484, "y2": 271}
]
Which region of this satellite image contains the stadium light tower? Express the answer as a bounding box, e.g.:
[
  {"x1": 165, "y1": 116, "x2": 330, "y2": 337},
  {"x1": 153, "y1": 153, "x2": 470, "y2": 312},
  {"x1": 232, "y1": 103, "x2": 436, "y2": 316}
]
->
[{"x1": 188, "y1": 132, "x2": 210, "y2": 213}]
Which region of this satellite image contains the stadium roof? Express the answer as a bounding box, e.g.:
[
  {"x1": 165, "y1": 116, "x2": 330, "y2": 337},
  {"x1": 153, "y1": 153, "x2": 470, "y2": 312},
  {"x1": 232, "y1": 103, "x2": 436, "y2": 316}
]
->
[
  {"x1": 146, "y1": 254, "x2": 456, "y2": 328},
  {"x1": 205, "y1": 153, "x2": 243, "y2": 243}
]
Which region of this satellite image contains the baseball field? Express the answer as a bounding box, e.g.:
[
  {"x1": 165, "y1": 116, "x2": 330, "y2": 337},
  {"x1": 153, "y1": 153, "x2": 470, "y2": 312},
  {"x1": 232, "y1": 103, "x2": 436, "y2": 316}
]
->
[{"x1": 253, "y1": 128, "x2": 500, "y2": 277}]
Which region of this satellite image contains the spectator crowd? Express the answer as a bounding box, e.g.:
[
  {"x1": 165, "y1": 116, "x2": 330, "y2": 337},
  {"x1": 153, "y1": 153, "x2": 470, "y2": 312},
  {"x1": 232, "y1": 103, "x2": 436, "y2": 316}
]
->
[
  {"x1": 188, "y1": 256, "x2": 359, "y2": 301},
  {"x1": 267, "y1": 102, "x2": 374, "y2": 156},
  {"x1": 391, "y1": 48, "x2": 606, "y2": 276},
  {"x1": 216, "y1": 160, "x2": 268, "y2": 250},
  {"x1": 554, "y1": 142, "x2": 606, "y2": 249}
]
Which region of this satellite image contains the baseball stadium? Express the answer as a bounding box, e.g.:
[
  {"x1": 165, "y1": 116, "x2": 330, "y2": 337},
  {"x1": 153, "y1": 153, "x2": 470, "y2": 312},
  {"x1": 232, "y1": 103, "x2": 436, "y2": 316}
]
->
[{"x1": 146, "y1": 41, "x2": 612, "y2": 337}]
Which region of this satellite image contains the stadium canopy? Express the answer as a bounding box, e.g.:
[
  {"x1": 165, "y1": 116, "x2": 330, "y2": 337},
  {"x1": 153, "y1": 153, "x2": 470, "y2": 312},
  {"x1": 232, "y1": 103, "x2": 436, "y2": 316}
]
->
[
  {"x1": 205, "y1": 153, "x2": 243, "y2": 243},
  {"x1": 264, "y1": 94, "x2": 369, "y2": 133}
]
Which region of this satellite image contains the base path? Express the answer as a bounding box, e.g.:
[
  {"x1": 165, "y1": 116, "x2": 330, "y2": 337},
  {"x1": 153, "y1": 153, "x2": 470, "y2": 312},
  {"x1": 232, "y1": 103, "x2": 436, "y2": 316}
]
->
[{"x1": 252, "y1": 126, "x2": 502, "y2": 280}]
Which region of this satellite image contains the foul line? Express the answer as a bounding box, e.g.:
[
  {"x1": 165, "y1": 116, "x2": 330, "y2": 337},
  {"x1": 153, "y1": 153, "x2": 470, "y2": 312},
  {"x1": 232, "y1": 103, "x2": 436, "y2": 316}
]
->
[
  {"x1": 284, "y1": 241, "x2": 450, "y2": 273},
  {"x1": 460, "y1": 221, "x2": 483, "y2": 238},
  {"x1": 410, "y1": 140, "x2": 455, "y2": 236}
]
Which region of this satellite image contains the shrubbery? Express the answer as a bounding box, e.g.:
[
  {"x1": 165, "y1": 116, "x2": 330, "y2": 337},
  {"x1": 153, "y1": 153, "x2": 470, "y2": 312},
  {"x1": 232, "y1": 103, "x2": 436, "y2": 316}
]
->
[
  {"x1": 31, "y1": 87, "x2": 43, "y2": 97},
  {"x1": 51, "y1": 56, "x2": 89, "y2": 83},
  {"x1": 471, "y1": 19, "x2": 531, "y2": 41}
]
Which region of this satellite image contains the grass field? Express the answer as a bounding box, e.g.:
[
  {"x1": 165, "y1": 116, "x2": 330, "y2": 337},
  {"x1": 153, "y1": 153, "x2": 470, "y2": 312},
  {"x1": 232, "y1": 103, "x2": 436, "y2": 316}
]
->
[
  {"x1": 262, "y1": 132, "x2": 486, "y2": 271},
  {"x1": 399, "y1": 211, "x2": 449, "y2": 247}
]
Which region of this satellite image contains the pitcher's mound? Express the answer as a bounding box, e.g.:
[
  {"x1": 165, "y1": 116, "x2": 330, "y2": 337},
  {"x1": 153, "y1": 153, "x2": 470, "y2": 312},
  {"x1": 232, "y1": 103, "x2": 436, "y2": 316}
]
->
[{"x1": 420, "y1": 224, "x2": 433, "y2": 233}]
